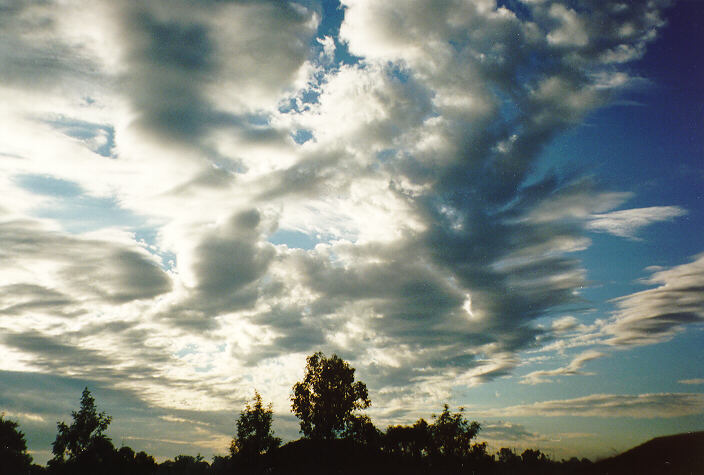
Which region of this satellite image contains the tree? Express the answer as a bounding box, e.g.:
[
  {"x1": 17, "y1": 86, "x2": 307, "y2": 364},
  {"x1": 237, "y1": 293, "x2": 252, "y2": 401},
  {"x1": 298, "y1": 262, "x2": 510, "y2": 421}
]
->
[
  {"x1": 384, "y1": 418, "x2": 431, "y2": 459},
  {"x1": 0, "y1": 414, "x2": 33, "y2": 473},
  {"x1": 497, "y1": 447, "x2": 521, "y2": 466},
  {"x1": 159, "y1": 454, "x2": 209, "y2": 475},
  {"x1": 521, "y1": 448, "x2": 549, "y2": 466},
  {"x1": 51, "y1": 387, "x2": 113, "y2": 463},
  {"x1": 230, "y1": 391, "x2": 281, "y2": 460},
  {"x1": 429, "y1": 404, "x2": 480, "y2": 458},
  {"x1": 343, "y1": 414, "x2": 382, "y2": 449},
  {"x1": 291, "y1": 352, "x2": 371, "y2": 439}
]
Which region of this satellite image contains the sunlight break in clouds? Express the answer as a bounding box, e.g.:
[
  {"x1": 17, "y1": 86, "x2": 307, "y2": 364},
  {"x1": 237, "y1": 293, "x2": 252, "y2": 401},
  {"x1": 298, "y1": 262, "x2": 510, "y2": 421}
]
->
[{"x1": 1, "y1": 0, "x2": 701, "y2": 463}]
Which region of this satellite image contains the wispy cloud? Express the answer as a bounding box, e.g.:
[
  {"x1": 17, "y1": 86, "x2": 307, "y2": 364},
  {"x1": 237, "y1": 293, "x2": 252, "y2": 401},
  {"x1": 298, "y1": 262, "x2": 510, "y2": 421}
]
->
[
  {"x1": 678, "y1": 379, "x2": 704, "y2": 385},
  {"x1": 520, "y1": 350, "x2": 605, "y2": 385},
  {"x1": 604, "y1": 254, "x2": 704, "y2": 347},
  {"x1": 485, "y1": 393, "x2": 704, "y2": 419},
  {"x1": 587, "y1": 206, "x2": 687, "y2": 239}
]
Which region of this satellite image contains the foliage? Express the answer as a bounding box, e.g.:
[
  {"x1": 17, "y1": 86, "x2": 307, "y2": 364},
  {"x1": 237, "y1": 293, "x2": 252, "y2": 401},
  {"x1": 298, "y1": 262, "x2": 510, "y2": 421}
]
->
[
  {"x1": 343, "y1": 414, "x2": 383, "y2": 449},
  {"x1": 116, "y1": 446, "x2": 158, "y2": 475},
  {"x1": 384, "y1": 418, "x2": 431, "y2": 458},
  {"x1": 497, "y1": 446, "x2": 521, "y2": 465},
  {"x1": 521, "y1": 447, "x2": 549, "y2": 466},
  {"x1": 230, "y1": 391, "x2": 281, "y2": 460},
  {"x1": 0, "y1": 414, "x2": 34, "y2": 473},
  {"x1": 158, "y1": 454, "x2": 209, "y2": 475},
  {"x1": 51, "y1": 387, "x2": 113, "y2": 464},
  {"x1": 291, "y1": 352, "x2": 371, "y2": 440},
  {"x1": 429, "y1": 404, "x2": 480, "y2": 458}
]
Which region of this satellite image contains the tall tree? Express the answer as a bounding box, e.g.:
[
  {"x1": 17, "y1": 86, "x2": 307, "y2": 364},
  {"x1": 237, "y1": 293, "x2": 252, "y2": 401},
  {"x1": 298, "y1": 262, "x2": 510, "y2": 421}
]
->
[
  {"x1": 0, "y1": 414, "x2": 33, "y2": 473},
  {"x1": 230, "y1": 391, "x2": 281, "y2": 460},
  {"x1": 291, "y1": 352, "x2": 370, "y2": 440},
  {"x1": 51, "y1": 387, "x2": 113, "y2": 463}
]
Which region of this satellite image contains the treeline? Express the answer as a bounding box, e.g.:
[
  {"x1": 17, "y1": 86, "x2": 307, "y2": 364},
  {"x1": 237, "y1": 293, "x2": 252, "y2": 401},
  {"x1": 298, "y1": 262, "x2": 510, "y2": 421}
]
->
[{"x1": 2, "y1": 352, "x2": 594, "y2": 475}]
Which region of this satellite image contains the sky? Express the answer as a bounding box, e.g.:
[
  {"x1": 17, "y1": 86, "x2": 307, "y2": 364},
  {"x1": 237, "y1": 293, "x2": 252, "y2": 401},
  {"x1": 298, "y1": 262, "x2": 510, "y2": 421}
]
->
[{"x1": 0, "y1": 0, "x2": 702, "y2": 465}]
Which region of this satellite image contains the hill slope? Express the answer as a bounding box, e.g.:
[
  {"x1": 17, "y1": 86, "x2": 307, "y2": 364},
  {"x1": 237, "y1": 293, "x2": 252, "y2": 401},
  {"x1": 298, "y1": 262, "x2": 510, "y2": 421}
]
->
[{"x1": 590, "y1": 431, "x2": 704, "y2": 475}]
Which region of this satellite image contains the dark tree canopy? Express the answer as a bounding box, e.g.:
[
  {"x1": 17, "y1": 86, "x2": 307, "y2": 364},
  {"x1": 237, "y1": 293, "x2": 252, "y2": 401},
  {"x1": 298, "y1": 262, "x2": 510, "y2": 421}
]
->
[
  {"x1": 230, "y1": 391, "x2": 281, "y2": 460},
  {"x1": 430, "y1": 404, "x2": 481, "y2": 458},
  {"x1": 385, "y1": 418, "x2": 431, "y2": 458},
  {"x1": 0, "y1": 414, "x2": 33, "y2": 473},
  {"x1": 291, "y1": 352, "x2": 371, "y2": 440},
  {"x1": 51, "y1": 387, "x2": 113, "y2": 463},
  {"x1": 343, "y1": 414, "x2": 383, "y2": 449}
]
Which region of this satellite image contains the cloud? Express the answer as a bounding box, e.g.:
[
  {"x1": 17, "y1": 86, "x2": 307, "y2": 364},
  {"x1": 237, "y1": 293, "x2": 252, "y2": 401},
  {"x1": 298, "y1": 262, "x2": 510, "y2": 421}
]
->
[
  {"x1": 587, "y1": 206, "x2": 687, "y2": 239},
  {"x1": 679, "y1": 379, "x2": 704, "y2": 385},
  {"x1": 551, "y1": 316, "x2": 580, "y2": 333},
  {"x1": 520, "y1": 350, "x2": 605, "y2": 385},
  {"x1": 0, "y1": 218, "x2": 171, "y2": 308},
  {"x1": 480, "y1": 421, "x2": 546, "y2": 442},
  {"x1": 604, "y1": 254, "x2": 704, "y2": 347},
  {"x1": 0, "y1": 0, "x2": 685, "y2": 460},
  {"x1": 119, "y1": 0, "x2": 318, "y2": 143},
  {"x1": 489, "y1": 393, "x2": 704, "y2": 419}
]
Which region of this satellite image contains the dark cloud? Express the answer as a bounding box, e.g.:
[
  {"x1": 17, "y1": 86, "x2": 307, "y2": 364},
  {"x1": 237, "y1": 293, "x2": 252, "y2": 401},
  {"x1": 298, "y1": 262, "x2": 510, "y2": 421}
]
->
[
  {"x1": 0, "y1": 284, "x2": 77, "y2": 317},
  {"x1": 159, "y1": 209, "x2": 276, "y2": 329},
  {"x1": 480, "y1": 421, "x2": 543, "y2": 442},
  {"x1": 0, "y1": 0, "x2": 104, "y2": 92},
  {"x1": 2, "y1": 330, "x2": 114, "y2": 372},
  {"x1": 119, "y1": 0, "x2": 317, "y2": 149},
  {"x1": 0, "y1": 219, "x2": 172, "y2": 307}
]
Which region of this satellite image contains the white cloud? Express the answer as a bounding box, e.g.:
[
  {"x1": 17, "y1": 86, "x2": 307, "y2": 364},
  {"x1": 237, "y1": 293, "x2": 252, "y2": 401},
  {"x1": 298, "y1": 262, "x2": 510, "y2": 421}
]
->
[
  {"x1": 604, "y1": 254, "x2": 704, "y2": 346},
  {"x1": 520, "y1": 350, "x2": 605, "y2": 385},
  {"x1": 0, "y1": 0, "x2": 684, "y2": 460},
  {"x1": 587, "y1": 206, "x2": 687, "y2": 238},
  {"x1": 551, "y1": 316, "x2": 579, "y2": 333},
  {"x1": 547, "y1": 4, "x2": 589, "y2": 47}
]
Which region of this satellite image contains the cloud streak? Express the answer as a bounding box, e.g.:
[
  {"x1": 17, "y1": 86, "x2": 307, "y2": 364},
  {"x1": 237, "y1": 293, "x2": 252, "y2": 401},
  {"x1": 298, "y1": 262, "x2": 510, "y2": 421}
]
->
[
  {"x1": 587, "y1": 206, "x2": 687, "y2": 239},
  {"x1": 520, "y1": 350, "x2": 605, "y2": 385},
  {"x1": 487, "y1": 393, "x2": 704, "y2": 419},
  {"x1": 604, "y1": 254, "x2": 704, "y2": 347}
]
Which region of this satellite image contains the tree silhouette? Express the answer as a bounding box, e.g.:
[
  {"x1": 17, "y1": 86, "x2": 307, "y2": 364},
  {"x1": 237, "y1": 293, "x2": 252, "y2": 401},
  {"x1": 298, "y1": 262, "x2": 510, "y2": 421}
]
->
[
  {"x1": 230, "y1": 390, "x2": 281, "y2": 460},
  {"x1": 497, "y1": 447, "x2": 521, "y2": 466},
  {"x1": 50, "y1": 387, "x2": 113, "y2": 464},
  {"x1": 521, "y1": 447, "x2": 549, "y2": 468},
  {"x1": 0, "y1": 414, "x2": 33, "y2": 473},
  {"x1": 429, "y1": 404, "x2": 480, "y2": 458},
  {"x1": 291, "y1": 352, "x2": 370, "y2": 440},
  {"x1": 343, "y1": 414, "x2": 382, "y2": 449},
  {"x1": 384, "y1": 418, "x2": 431, "y2": 459}
]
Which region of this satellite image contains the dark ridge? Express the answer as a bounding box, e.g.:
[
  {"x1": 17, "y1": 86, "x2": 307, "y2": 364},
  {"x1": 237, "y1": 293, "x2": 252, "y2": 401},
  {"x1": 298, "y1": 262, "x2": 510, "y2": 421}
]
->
[{"x1": 589, "y1": 431, "x2": 704, "y2": 475}]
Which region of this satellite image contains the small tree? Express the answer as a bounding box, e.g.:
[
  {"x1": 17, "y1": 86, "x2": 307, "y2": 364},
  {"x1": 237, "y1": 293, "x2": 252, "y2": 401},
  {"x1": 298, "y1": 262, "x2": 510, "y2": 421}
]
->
[
  {"x1": 230, "y1": 391, "x2": 280, "y2": 460},
  {"x1": 51, "y1": 387, "x2": 113, "y2": 463},
  {"x1": 0, "y1": 414, "x2": 33, "y2": 473},
  {"x1": 291, "y1": 352, "x2": 371, "y2": 440}
]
